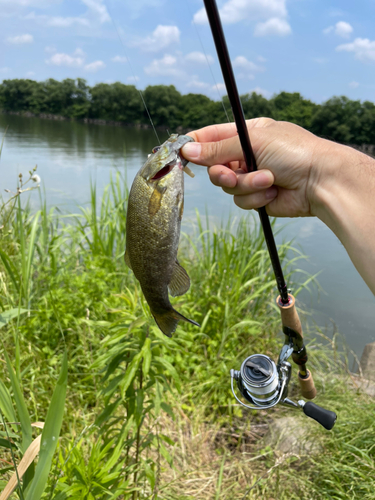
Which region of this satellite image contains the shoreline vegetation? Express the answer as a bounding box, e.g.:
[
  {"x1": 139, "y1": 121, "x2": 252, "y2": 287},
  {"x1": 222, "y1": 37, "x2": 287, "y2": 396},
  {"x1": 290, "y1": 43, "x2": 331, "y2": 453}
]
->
[
  {"x1": 0, "y1": 169, "x2": 374, "y2": 498},
  {"x1": 2, "y1": 78, "x2": 375, "y2": 149}
]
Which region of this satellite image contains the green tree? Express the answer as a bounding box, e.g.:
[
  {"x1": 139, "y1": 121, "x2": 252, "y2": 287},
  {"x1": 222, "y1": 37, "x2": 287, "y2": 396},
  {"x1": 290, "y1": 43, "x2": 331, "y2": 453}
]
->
[
  {"x1": 356, "y1": 100, "x2": 375, "y2": 144},
  {"x1": 180, "y1": 93, "x2": 215, "y2": 129},
  {"x1": 42, "y1": 78, "x2": 90, "y2": 118},
  {"x1": 310, "y1": 96, "x2": 362, "y2": 143},
  {"x1": 271, "y1": 91, "x2": 317, "y2": 129},
  {"x1": 143, "y1": 85, "x2": 183, "y2": 129},
  {"x1": 89, "y1": 82, "x2": 143, "y2": 123},
  {"x1": 0, "y1": 79, "x2": 41, "y2": 112},
  {"x1": 241, "y1": 92, "x2": 275, "y2": 120}
]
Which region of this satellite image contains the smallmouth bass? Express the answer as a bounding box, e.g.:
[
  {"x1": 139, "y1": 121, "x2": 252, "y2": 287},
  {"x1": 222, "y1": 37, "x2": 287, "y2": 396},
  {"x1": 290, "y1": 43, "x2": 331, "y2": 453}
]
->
[{"x1": 125, "y1": 134, "x2": 200, "y2": 337}]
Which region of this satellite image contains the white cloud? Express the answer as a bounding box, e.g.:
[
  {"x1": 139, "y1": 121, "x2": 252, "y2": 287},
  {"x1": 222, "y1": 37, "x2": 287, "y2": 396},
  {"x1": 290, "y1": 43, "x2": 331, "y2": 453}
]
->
[
  {"x1": 45, "y1": 45, "x2": 56, "y2": 53},
  {"x1": 74, "y1": 48, "x2": 85, "y2": 57},
  {"x1": 232, "y1": 56, "x2": 264, "y2": 80},
  {"x1": 48, "y1": 16, "x2": 89, "y2": 27},
  {"x1": 329, "y1": 9, "x2": 345, "y2": 18},
  {"x1": 80, "y1": 0, "x2": 110, "y2": 23},
  {"x1": 194, "y1": 0, "x2": 287, "y2": 25},
  {"x1": 186, "y1": 78, "x2": 210, "y2": 89},
  {"x1": 251, "y1": 86, "x2": 272, "y2": 98},
  {"x1": 213, "y1": 83, "x2": 226, "y2": 93},
  {"x1": 336, "y1": 38, "x2": 375, "y2": 62},
  {"x1": 232, "y1": 56, "x2": 264, "y2": 72},
  {"x1": 349, "y1": 81, "x2": 359, "y2": 88},
  {"x1": 26, "y1": 71, "x2": 35, "y2": 77},
  {"x1": 144, "y1": 54, "x2": 185, "y2": 78},
  {"x1": 0, "y1": 0, "x2": 59, "y2": 7},
  {"x1": 313, "y1": 57, "x2": 329, "y2": 64},
  {"x1": 133, "y1": 25, "x2": 180, "y2": 52},
  {"x1": 25, "y1": 12, "x2": 90, "y2": 27},
  {"x1": 254, "y1": 18, "x2": 291, "y2": 37},
  {"x1": 185, "y1": 52, "x2": 214, "y2": 65},
  {"x1": 6, "y1": 33, "x2": 33, "y2": 44},
  {"x1": 126, "y1": 76, "x2": 139, "y2": 83},
  {"x1": 46, "y1": 53, "x2": 84, "y2": 67},
  {"x1": 324, "y1": 21, "x2": 353, "y2": 38},
  {"x1": 84, "y1": 60, "x2": 106, "y2": 72},
  {"x1": 112, "y1": 55, "x2": 128, "y2": 63},
  {"x1": 335, "y1": 21, "x2": 353, "y2": 38}
]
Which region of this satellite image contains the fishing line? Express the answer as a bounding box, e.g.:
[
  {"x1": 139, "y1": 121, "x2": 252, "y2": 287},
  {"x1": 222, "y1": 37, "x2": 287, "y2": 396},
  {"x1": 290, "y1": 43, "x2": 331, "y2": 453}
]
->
[
  {"x1": 185, "y1": 0, "x2": 231, "y2": 124},
  {"x1": 203, "y1": 0, "x2": 289, "y2": 303},
  {"x1": 105, "y1": 1, "x2": 161, "y2": 145}
]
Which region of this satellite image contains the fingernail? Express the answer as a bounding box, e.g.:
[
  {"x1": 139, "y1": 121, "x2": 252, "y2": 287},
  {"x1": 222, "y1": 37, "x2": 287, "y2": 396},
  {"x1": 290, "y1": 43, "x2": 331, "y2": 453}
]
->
[
  {"x1": 253, "y1": 171, "x2": 273, "y2": 188},
  {"x1": 182, "y1": 142, "x2": 201, "y2": 159},
  {"x1": 265, "y1": 186, "x2": 278, "y2": 200}
]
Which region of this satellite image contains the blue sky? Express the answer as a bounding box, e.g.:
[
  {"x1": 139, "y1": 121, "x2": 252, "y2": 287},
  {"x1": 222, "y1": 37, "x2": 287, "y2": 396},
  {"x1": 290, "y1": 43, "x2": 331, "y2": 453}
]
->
[{"x1": 1, "y1": 0, "x2": 375, "y2": 104}]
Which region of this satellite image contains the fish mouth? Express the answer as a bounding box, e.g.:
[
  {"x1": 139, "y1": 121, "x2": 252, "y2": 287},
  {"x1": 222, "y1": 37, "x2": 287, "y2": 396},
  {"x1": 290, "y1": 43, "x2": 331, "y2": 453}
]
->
[{"x1": 150, "y1": 160, "x2": 177, "y2": 181}]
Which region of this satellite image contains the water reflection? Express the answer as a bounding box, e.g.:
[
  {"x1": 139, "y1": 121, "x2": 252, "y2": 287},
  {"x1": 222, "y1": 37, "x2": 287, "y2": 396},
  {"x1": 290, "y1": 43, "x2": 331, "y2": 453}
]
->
[{"x1": 1, "y1": 113, "x2": 374, "y2": 358}]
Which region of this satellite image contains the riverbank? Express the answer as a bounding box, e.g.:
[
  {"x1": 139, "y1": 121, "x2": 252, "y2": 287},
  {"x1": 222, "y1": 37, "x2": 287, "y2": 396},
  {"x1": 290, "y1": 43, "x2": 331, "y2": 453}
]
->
[
  {"x1": 0, "y1": 175, "x2": 374, "y2": 499},
  {"x1": 0, "y1": 109, "x2": 189, "y2": 131},
  {"x1": 2, "y1": 79, "x2": 375, "y2": 146},
  {"x1": 2, "y1": 109, "x2": 375, "y2": 159}
]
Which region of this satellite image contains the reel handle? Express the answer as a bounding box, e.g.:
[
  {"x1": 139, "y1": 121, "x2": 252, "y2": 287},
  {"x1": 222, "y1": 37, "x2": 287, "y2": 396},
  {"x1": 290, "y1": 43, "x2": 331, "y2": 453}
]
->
[
  {"x1": 276, "y1": 293, "x2": 317, "y2": 400},
  {"x1": 302, "y1": 401, "x2": 337, "y2": 430}
]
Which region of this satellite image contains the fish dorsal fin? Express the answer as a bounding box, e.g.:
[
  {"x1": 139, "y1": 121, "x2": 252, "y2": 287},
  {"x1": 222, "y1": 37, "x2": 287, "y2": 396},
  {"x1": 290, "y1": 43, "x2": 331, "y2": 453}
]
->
[
  {"x1": 124, "y1": 248, "x2": 133, "y2": 270},
  {"x1": 168, "y1": 260, "x2": 190, "y2": 297}
]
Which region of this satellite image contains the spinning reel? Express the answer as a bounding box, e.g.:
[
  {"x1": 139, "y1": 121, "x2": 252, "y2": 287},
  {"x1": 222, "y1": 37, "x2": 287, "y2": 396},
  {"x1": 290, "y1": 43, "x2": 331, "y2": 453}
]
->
[{"x1": 231, "y1": 295, "x2": 337, "y2": 430}]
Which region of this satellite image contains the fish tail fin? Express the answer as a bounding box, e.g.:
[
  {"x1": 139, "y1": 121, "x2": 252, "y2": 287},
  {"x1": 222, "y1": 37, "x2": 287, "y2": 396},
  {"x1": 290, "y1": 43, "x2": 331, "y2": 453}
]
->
[{"x1": 152, "y1": 308, "x2": 200, "y2": 338}]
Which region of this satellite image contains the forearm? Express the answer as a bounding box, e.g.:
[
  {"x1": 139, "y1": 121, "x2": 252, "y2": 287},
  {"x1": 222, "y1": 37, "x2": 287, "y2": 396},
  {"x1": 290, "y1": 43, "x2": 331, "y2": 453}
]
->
[{"x1": 310, "y1": 141, "x2": 375, "y2": 295}]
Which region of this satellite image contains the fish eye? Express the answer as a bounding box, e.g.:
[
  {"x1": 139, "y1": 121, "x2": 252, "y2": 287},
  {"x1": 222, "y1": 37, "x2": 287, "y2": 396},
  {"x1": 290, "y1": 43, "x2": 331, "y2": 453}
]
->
[{"x1": 152, "y1": 146, "x2": 161, "y2": 154}]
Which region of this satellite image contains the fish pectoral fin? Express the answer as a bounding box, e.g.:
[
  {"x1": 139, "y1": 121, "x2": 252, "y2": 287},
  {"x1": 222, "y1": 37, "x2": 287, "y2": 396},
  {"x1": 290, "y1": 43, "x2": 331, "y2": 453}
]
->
[
  {"x1": 124, "y1": 248, "x2": 133, "y2": 270},
  {"x1": 148, "y1": 185, "x2": 167, "y2": 217},
  {"x1": 168, "y1": 260, "x2": 190, "y2": 297}
]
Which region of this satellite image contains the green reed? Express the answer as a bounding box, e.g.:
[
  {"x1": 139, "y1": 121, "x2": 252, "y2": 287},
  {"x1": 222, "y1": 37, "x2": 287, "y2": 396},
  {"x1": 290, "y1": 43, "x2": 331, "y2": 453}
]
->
[{"x1": 0, "y1": 172, "x2": 373, "y2": 499}]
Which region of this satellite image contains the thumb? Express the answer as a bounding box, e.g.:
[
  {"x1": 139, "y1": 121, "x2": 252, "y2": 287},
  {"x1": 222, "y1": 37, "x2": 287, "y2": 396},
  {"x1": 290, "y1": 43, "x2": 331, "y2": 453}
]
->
[{"x1": 181, "y1": 135, "x2": 244, "y2": 167}]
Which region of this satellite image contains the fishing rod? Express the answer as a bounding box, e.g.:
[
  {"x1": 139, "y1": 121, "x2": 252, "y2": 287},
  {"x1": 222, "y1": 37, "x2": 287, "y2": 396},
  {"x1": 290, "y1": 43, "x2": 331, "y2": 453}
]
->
[{"x1": 203, "y1": 0, "x2": 336, "y2": 430}]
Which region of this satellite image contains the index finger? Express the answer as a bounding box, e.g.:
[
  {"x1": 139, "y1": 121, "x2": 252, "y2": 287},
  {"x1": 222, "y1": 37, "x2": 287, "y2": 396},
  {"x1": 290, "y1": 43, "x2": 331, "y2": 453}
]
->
[
  {"x1": 187, "y1": 123, "x2": 238, "y2": 143},
  {"x1": 187, "y1": 117, "x2": 274, "y2": 143}
]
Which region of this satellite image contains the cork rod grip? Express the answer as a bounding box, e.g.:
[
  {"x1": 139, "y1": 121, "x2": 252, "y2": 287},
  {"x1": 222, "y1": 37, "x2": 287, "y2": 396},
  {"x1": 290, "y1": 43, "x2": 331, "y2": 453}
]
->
[
  {"x1": 276, "y1": 293, "x2": 303, "y2": 337},
  {"x1": 276, "y1": 293, "x2": 317, "y2": 400}
]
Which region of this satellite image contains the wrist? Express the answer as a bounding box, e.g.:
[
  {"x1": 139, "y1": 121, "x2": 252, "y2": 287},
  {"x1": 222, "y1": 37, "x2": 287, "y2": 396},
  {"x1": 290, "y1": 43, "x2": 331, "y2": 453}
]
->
[
  {"x1": 310, "y1": 140, "x2": 373, "y2": 225},
  {"x1": 309, "y1": 139, "x2": 375, "y2": 293}
]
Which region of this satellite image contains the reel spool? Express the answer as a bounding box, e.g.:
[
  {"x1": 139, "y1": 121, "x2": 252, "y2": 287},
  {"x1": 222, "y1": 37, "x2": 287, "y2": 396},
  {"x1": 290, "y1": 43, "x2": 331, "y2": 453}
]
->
[{"x1": 239, "y1": 354, "x2": 279, "y2": 406}]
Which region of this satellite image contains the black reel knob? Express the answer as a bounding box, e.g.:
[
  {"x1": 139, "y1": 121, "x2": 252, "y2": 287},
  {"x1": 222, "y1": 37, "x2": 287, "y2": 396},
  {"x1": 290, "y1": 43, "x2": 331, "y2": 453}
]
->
[{"x1": 302, "y1": 402, "x2": 337, "y2": 430}]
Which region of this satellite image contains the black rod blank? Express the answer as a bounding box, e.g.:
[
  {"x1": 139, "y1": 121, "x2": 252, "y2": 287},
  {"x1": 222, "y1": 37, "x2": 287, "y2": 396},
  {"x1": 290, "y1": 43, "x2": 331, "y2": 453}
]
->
[{"x1": 203, "y1": 0, "x2": 289, "y2": 303}]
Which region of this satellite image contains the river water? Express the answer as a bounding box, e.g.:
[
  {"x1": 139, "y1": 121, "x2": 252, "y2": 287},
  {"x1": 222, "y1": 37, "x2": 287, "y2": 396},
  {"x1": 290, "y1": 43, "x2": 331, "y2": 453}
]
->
[{"x1": 1, "y1": 113, "x2": 374, "y2": 361}]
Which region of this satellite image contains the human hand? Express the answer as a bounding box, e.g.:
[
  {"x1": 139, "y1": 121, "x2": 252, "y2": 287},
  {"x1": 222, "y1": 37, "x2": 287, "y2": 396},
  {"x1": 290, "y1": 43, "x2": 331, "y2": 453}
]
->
[{"x1": 181, "y1": 118, "x2": 336, "y2": 218}]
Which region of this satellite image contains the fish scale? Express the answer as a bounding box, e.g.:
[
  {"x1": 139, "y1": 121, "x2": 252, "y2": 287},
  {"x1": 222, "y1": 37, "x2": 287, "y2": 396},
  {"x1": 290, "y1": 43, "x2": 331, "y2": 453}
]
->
[{"x1": 125, "y1": 134, "x2": 200, "y2": 337}]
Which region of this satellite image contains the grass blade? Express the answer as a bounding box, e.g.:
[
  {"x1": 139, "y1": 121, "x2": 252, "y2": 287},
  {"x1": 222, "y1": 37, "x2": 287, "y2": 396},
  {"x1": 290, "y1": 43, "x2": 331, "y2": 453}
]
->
[
  {"x1": 0, "y1": 423, "x2": 44, "y2": 500},
  {"x1": 0, "y1": 249, "x2": 20, "y2": 294},
  {"x1": 0, "y1": 380, "x2": 17, "y2": 425},
  {"x1": 24, "y1": 351, "x2": 68, "y2": 500},
  {"x1": 4, "y1": 350, "x2": 32, "y2": 453},
  {"x1": 0, "y1": 308, "x2": 28, "y2": 328}
]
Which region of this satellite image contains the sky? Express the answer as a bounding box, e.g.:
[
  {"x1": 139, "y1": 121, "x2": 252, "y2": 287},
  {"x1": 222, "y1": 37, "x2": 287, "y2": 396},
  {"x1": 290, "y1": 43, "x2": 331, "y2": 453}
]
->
[{"x1": 1, "y1": 0, "x2": 375, "y2": 104}]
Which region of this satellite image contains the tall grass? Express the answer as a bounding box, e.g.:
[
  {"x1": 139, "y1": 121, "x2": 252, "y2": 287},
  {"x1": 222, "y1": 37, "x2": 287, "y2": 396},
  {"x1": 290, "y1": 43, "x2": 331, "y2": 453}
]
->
[{"x1": 0, "y1": 173, "x2": 373, "y2": 499}]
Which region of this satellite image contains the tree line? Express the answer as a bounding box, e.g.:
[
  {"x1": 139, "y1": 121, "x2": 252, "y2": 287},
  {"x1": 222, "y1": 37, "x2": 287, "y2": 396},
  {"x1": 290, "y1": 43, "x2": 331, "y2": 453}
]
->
[{"x1": 1, "y1": 77, "x2": 375, "y2": 145}]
